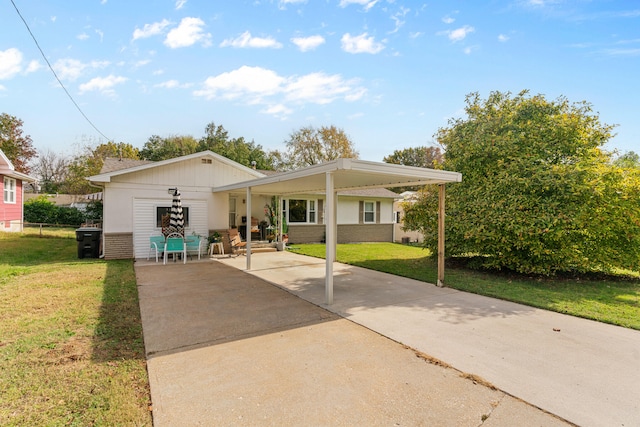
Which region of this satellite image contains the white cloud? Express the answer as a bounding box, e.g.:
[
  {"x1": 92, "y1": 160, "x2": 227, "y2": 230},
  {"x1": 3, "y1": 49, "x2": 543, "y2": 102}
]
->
[
  {"x1": 194, "y1": 66, "x2": 367, "y2": 117},
  {"x1": 389, "y1": 7, "x2": 410, "y2": 34},
  {"x1": 439, "y1": 25, "x2": 475, "y2": 42},
  {"x1": 155, "y1": 79, "x2": 191, "y2": 89},
  {"x1": 341, "y1": 33, "x2": 385, "y2": 54},
  {"x1": 442, "y1": 16, "x2": 455, "y2": 24},
  {"x1": 133, "y1": 59, "x2": 151, "y2": 68},
  {"x1": 220, "y1": 31, "x2": 282, "y2": 49},
  {"x1": 291, "y1": 35, "x2": 325, "y2": 52},
  {"x1": 79, "y1": 74, "x2": 127, "y2": 95},
  {"x1": 0, "y1": 84, "x2": 6, "y2": 91},
  {"x1": 498, "y1": 34, "x2": 510, "y2": 42},
  {"x1": 194, "y1": 66, "x2": 284, "y2": 101},
  {"x1": 164, "y1": 17, "x2": 212, "y2": 48},
  {"x1": 278, "y1": 0, "x2": 307, "y2": 9},
  {"x1": 263, "y1": 103, "x2": 293, "y2": 117},
  {"x1": 26, "y1": 60, "x2": 41, "y2": 73},
  {"x1": 339, "y1": 0, "x2": 378, "y2": 11},
  {"x1": 0, "y1": 48, "x2": 23, "y2": 79},
  {"x1": 132, "y1": 19, "x2": 172, "y2": 41},
  {"x1": 53, "y1": 58, "x2": 110, "y2": 81},
  {"x1": 175, "y1": 0, "x2": 187, "y2": 10},
  {"x1": 285, "y1": 72, "x2": 359, "y2": 105},
  {"x1": 77, "y1": 32, "x2": 90, "y2": 41}
]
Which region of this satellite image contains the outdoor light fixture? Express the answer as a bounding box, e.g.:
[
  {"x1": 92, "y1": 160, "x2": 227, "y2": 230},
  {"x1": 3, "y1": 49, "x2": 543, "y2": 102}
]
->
[{"x1": 168, "y1": 187, "x2": 177, "y2": 194}]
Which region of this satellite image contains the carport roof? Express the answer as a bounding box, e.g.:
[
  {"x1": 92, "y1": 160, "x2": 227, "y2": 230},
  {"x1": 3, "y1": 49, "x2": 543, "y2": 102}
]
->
[{"x1": 213, "y1": 158, "x2": 462, "y2": 195}]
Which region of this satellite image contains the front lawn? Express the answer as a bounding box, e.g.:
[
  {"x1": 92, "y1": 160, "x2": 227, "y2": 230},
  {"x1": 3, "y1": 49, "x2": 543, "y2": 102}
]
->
[
  {"x1": 0, "y1": 230, "x2": 151, "y2": 426},
  {"x1": 288, "y1": 243, "x2": 640, "y2": 330}
]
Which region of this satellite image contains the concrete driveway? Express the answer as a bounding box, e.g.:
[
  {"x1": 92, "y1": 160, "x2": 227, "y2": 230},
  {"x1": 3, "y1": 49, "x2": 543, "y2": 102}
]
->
[
  {"x1": 136, "y1": 258, "x2": 571, "y2": 426},
  {"x1": 218, "y1": 251, "x2": 640, "y2": 427}
]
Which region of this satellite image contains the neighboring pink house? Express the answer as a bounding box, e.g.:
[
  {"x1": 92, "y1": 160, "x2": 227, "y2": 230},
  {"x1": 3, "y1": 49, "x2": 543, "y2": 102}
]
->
[{"x1": 0, "y1": 149, "x2": 36, "y2": 232}]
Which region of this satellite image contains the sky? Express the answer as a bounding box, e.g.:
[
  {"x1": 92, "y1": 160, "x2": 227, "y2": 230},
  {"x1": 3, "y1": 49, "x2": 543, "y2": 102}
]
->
[{"x1": 1, "y1": 0, "x2": 639, "y2": 163}]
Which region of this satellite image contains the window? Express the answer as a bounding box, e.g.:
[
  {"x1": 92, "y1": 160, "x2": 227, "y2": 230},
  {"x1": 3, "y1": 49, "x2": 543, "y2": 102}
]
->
[
  {"x1": 309, "y1": 200, "x2": 316, "y2": 223},
  {"x1": 286, "y1": 199, "x2": 318, "y2": 224},
  {"x1": 156, "y1": 206, "x2": 189, "y2": 227},
  {"x1": 229, "y1": 197, "x2": 237, "y2": 227},
  {"x1": 3, "y1": 177, "x2": 16, "y2": 204},
  {"x1": 364, "y1": 201, "x2": 375, "y2": 223},
  {"x1": 288, "y1": 199, "x2": 307, "y2": 223}
]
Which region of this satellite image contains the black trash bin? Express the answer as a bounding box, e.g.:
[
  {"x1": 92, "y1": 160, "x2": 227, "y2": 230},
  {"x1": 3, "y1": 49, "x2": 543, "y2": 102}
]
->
[{"x1": 75, "y1": 227, "x2": 102, "y2": 259}]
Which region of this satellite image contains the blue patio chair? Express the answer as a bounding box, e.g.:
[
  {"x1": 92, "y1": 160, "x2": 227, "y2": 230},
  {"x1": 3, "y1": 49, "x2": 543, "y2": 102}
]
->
[
  {"x1": 148, "y1": 235, "x2": 165, "y2": 262},
  {"x1": 185, "y1": 235, "x2": 204, "y2": 260},
  {"x1": 163, "y1": 232, "x2": 186, "y2": 264}
]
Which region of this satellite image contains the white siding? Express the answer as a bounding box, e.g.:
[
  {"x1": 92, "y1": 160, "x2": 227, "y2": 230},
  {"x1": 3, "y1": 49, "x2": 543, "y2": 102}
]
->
[
  {"x1": 132, "y1": 198, "x2": 207, "y2": 259},
  {"x1": 337, "y1": 198, "x2": 360, "y2": 224}
]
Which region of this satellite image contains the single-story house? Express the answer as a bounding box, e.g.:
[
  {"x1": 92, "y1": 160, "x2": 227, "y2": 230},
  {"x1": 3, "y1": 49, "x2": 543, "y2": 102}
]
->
[
  {"x1": 0, "y1": 149, "x2": 37, "y2": 232},
  {"x1": 89, "y1": 150, "x2": 462, "y2": 303},
  {"x1": 89, "y1": 151, "x2": 459, "y2": 259},
  {"x1": 88, "y1": 151, "x2": 402, "y2": 260}
]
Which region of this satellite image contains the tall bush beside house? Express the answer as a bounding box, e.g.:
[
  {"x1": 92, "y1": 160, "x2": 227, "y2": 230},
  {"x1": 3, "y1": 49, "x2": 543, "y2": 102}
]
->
[
  {"x1": 24, "y1": 195, "x2": 88, "y2": 227},
  {"x1": 56, "y1": 206, "x2": 86, "y2": 227},
  {"x1": 404, "y1": 90, "x2": 640, "y2": 275},
  {"x1": 24, "y1": 196, "x2": 58, "y2": 224}
]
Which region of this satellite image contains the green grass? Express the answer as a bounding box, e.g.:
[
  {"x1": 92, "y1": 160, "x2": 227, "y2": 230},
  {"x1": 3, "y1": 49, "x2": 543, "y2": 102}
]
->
[
  {"x1": 0, "y1": 230, "x2": 151, "y2": 426},
  {"x1": 288, "y1": 243, "x2": 640, "y2": 330}
]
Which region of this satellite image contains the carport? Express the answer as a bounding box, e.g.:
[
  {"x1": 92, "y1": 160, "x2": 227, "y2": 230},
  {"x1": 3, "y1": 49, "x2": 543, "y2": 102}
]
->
[{"x1": 213, "y1": 158, "x2": 462, "y2": 304}]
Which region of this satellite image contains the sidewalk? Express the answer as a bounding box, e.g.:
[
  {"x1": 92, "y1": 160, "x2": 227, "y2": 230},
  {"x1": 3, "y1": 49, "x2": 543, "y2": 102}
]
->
[
  {"x1": 136, "y1": 259, "x2": 570, "y2": 426},
  {"x1": 218, "y1": 251, "x2": 640, "y2": 427}
]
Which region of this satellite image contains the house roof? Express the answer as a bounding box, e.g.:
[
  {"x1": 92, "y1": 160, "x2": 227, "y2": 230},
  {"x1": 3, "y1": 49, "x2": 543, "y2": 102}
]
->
[
  {"x1": 89, "y1": 150, "x2": 265, "y2": 184},
  {"x1": 0, "y1": 149, "x2": 36, "y2": 182},
  {"x1": 213, "y1": 158, "x2": 462, "y2": 196},
  {"x1": 338, "y1": 188, "x2": 398, "y2": 198},
  {"x1": 100, "y1": 157, "x2": 153, "y2": 174}
]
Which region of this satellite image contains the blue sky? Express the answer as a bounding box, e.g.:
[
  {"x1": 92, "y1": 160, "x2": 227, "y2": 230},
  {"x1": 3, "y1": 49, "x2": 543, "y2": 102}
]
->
[{"x1": 1, "y1": 0, "x2": 638, "y2": 162}]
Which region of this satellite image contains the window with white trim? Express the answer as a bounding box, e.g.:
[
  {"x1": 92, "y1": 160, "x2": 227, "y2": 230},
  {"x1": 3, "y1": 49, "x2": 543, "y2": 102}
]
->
[
  {"x1": 286, "y1": 199, "x2": 318, "y2": 224},
  {"x1": 309, "y1": 200, "x2": 316, "y2": 223},
  {"x1": 3, "y1": 177, "x2": 16, "y2": 204},
  {"x1": 156, "y1": 206, "x2": 190, "y2": 227},
  {"x1": 363, "y1": 201, "x2": 375, "y2": 223}
]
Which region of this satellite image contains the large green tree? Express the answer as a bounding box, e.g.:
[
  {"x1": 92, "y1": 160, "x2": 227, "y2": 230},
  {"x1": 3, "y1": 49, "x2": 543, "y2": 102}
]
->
[
  {"x1": 404, "y1": 90, "x2": 640, "y2": 275},
  {"x1": 276, "y1": 125, "x2": 358, "y2": 170},
  {"x1": 383, "y1": 146, "x2": 443, "y2": 192},
  {"x1": 64, "y1": 141, "x2": 139, "y2": 194},
  {"x1": 140, "y1": 135, "x2": 199, "y2": 161},
  {"x1": 0, "y1": 113, "x2": 37, "y2": 173},
  {"x1": 198, "y1": 121, "x2": 274, "y2": 170},
  {"x1": 383, "y1": 146, "x2": 443, "y2": 169}
]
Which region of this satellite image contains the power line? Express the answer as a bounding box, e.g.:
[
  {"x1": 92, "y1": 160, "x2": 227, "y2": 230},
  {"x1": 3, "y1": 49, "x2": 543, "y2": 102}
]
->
[{"x1": 10, "y1": 0, "x2": 112, "y2": 142}]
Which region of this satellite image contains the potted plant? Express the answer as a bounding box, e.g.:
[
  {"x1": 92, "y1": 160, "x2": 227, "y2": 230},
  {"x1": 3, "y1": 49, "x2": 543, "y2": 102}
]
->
[{"x1": 208, "y1": 231, "x2": 221, "y2": 243}]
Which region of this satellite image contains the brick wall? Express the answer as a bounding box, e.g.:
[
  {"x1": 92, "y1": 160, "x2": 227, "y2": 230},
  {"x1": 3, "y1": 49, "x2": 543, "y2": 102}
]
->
[
  {"x1": 288, "y1": 224, "x2": 393, "y2": 244},
  {"x1": 287, "y1": 225, "x2": 325, "y2": 244},
  {"x1": 104, "y1": 232, "x2": 133, "y2": 260}
]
